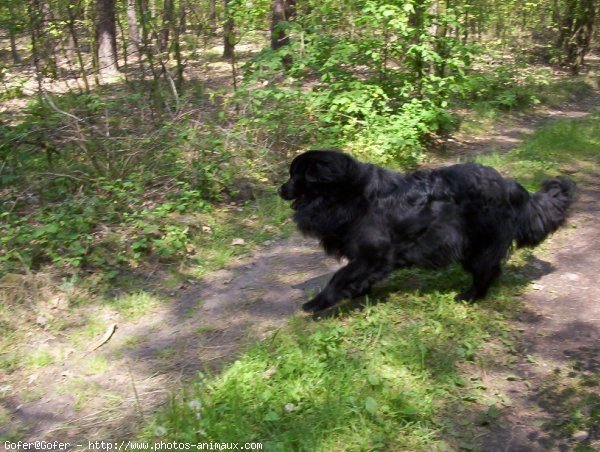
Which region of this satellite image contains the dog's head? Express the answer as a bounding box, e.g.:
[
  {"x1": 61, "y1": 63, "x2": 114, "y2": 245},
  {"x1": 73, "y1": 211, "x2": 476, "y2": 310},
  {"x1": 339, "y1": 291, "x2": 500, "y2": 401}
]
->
[{"x1": 278, "y1": 150, "x2": 363, "y2": 207}]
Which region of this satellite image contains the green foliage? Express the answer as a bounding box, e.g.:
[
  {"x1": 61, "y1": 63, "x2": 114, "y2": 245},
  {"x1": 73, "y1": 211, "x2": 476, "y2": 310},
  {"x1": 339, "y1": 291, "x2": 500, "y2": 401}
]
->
[
  {"x1": 237, "y1": 0, "x2": 475, "y2": 166},
  {"x1": 0, "y1": 169, "x2": 213, "y2": 274},
  {"x1": 0, "y1": 84, "x2": 263, "y2": 278},
  {"x1": 460, "y1": 64, "x2": 551, "y2": 110}
]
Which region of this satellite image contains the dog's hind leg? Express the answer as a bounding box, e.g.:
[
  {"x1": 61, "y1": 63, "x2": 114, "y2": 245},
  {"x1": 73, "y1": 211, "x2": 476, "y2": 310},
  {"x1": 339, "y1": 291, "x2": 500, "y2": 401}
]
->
[
  {"x1": 457, "y1": 260, "x2": 502, "y2": 302},
  {"x1": 302, "y1": 258, "x2": 392, "y2": 312}
]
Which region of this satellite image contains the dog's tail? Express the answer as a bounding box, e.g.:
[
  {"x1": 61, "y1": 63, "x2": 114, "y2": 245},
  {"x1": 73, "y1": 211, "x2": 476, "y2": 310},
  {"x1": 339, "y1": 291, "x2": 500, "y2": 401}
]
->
[{"x1": 512, "y1": 177, "x2": 576, "y2": 248}]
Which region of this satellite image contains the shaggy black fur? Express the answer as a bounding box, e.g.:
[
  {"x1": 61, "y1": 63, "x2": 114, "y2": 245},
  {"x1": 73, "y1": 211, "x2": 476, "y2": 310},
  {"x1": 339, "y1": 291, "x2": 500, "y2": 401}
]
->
[{"x1": 278, "y1": 149, "x2": 575, "y2": 312}]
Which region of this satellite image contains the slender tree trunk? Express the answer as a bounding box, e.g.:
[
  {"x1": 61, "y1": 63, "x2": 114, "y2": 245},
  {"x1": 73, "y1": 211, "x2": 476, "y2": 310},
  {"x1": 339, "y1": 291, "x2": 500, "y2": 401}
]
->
[
  {"x1": 568, "y1": 0, "x2": 596, "y2": 74},
  {"x1": 557, "y1": 0, "x2": 576, "y2": 51},
  {"x1": 29, "y1": 0, "x2": 56, "y2": 78},
  {"x1": 433, "y1": 0, "x2": 449, "y2": 77},
  {"x1": 173, "y1": 4, "x2": 186, "y2": 90},
  {"x1": 29, "y1": 0, "x2": 45, "y2": 93},
  {"x1": 462, "y1": 8, "x2": 469, "y2": 43},
  {"x1": 9, "y1": 30, "x2": 21, "y2": 64},
  {"x1": 137, "y1": 0, "x2": 162, "y2": 115},
  {"x1": 160, "y1": 0, "x2": 174, "y2": 53},
  {"x1": 209, "y1": 0, "x2": 218, "y2": 32},
  {"x1": 126, "y1": 0, "x2": 141, "y2": 59},
  {"x1": 551, "y1": 0, "x2": 561, "y2": 28},
  {"x1": 222, "y1": 0, "x2": 234, "y2": 59},
  {"x1": 96, "y1": 0, "x2": 119, "y2": 76},
  {"x1": 8, "y1": 5, "x2": 21, "y2": 64},
  {"x1": 409, "y1": 0, "x2": 427, "y2": 90},
  {"x1": 270, "y1": 0, "x2": 296, "y2": 50},
  {"x1": 116, "y1": 6, "x2": 130, "y2": 81},
  {"x1": 66, "y1": 1, "x2": 91, "y2": 92},
  {"x1": 558, "y1": 0, "x2": 596, "y2": 74}
]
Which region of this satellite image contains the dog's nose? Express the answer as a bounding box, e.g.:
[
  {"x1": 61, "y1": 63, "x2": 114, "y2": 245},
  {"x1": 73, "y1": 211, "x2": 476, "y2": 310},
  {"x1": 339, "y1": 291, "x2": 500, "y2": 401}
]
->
[{"x1": 277, "y1": 186, "x2": 283, "y2": 196}]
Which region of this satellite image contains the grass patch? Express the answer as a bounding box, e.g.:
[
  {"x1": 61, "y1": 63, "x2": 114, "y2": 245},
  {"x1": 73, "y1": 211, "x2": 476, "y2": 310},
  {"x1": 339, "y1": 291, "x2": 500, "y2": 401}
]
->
[
  {"x1": 458, "y1": 79, "x2": 598, "y2": 138},
  {"x1": 475, "y1": 112, "x2": 600, "y2": 189},
  {"x1": 109, "y1": 291, "x2": 160, "y2": 320},
  {"x1": 64, "y1": 315, "x2": 110, "y2": 353},
  {"x1": 184, "y1": 194, "x2": 293, "y2": 278},
  {"x1": 143, "y1": 258, "x2": 529, "y2": 450},
  {"x1": 0, "y1": 352, "x2": 19, "y2": 374},
  {"x1": 84, "y1": 355, "x2": 110, "y2": 375},
  {"x1": 23, "y1": 349, "x2": 53, "y2": 369},
  {"x1": 537, "y1": 371, "x2": 600, "y2": 450},
  {"x1": 535, "y1": 79, "x2": 598, "y2": 107}
]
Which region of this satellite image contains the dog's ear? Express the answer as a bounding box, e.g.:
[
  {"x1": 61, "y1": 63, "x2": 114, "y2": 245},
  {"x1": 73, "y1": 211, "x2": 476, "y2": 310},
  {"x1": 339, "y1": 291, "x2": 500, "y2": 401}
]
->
[
  {"x1": 305, "y1": 154, "x2": 350, "y2": 184},
  {"x1": 305, "y1": 162, "x2": 328, "y2": 184}
]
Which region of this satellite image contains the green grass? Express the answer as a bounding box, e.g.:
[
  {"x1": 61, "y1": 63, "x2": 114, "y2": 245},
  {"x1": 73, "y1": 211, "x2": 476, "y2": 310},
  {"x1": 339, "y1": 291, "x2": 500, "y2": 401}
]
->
[
  {"x1": 109, "y1": 291, "x2": 160, "y2": 319},
  {"x1": 475, "y1": 112, "x2": 600, "y2": 190},
  {"x1": 538, "y1": 371, "x2": 600, "y2": 445},
  {"x1": 181, "y1": 194, "x2": 293, "y2": 279},
  {"x1": 143, "y1": 259, "x2": 531, "y2": 450},
  {"x1": 84, "y1": 355, "x2": 110, "y2": 375},
  {"x1": 142, "y1": 113, "x2": 599, "y2": 449},
  {"x1": 459, "y1": 79, "x2": 598, "y2": 138},
  {"x1": 23, "y1": 349, "x2": 54, "y2": 369}
]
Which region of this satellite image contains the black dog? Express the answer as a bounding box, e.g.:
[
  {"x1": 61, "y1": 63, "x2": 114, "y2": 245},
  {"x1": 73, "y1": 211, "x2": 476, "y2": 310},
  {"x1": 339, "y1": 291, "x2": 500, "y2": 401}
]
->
[{"x1": 278, "y1": 149, "x2": 575, "y2": 312}]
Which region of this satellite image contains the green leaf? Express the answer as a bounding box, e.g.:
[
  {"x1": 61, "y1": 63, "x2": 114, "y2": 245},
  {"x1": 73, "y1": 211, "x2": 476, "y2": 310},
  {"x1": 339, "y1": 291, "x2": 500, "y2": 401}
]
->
[
  {"x1": 365, "y1": 396, "x2": 377, "y2": 415},
  {"x1": 45, "y1": 224, "x2": 59, "y2": 234},
  {"x1": 367, "y1": 374, "x2": 380, "y2": 386},
  {"x1": 264, "y1": 411, "x2": 280, "y2": 421}
]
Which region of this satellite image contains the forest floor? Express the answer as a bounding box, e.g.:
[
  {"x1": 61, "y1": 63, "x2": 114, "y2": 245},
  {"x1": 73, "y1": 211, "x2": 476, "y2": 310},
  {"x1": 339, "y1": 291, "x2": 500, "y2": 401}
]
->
[{"x1": 1, "y1": 74, "x2": 599, "y2": 450}]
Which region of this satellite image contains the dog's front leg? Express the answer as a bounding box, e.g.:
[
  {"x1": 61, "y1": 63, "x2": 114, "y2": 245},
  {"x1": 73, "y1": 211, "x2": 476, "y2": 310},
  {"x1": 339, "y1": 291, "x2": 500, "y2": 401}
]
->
[{"x1": 302, "y1": 258, "x2": 391, "y2": 312}]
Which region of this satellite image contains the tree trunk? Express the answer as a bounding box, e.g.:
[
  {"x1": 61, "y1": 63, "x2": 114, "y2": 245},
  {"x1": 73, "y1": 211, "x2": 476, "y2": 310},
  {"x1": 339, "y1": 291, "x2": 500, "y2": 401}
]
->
[
  {"x1": 173, "y1": 4, "x2": 186, "y2": 89},
  {"x1": 209, "y1": 0, "x2": 218, "y2": 32},
  {"x1": 270, "y1": 0, "x2": 296, "y2": 50},
  {"x1": 29, "y1": 0, "x2": 45, "y2": 92},
  {"x1": 126, "y1": 0, "x2": 140, "y2": 58},
  {"x1": 569, "y1": 0, "x2": 595, "y2": 74},
  {"x1": 29, "y1": 0, "x2": 56, "y2": 78},
  {"x1": 8, "y1": 4, "x2": 21, "y2": 64},
  {"x1": 9, "y1": 28, "x2": 21, "y2": 64},
  {"x1": 160, "y1": 0, "x2": 174, "y2": 53},
  {"x1": 558, "y1": 0, "x2": 596, "y2": 74},
  {"x1": 96, "y1": 0, "x2": 119, "y2": 75},
  {"x1": 222, "y1": 0, "x2": 234, "y2": 59},
  {"x1": 66, "y1": 1, "x2": 91, "y2": 92}
]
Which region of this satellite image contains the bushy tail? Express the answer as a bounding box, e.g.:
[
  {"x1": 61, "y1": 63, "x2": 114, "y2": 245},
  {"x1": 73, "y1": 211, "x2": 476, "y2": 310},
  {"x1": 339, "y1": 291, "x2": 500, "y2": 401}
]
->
[{"x1": 515, "y1": 177, "x2": 576, "y2": 248}]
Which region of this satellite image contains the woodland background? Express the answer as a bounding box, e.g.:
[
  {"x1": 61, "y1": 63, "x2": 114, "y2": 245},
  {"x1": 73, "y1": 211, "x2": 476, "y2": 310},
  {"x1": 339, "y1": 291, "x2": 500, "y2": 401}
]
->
[
  {"x1": 0, "y1": 0, "x2": 597, "y2": 276},
  {"x1": 0, "y1": 0, "x2": 599, "y2": 448}
]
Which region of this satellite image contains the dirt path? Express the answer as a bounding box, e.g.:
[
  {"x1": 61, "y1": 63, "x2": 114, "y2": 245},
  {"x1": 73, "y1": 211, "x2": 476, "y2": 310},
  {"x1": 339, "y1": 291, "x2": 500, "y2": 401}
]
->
[
  {"x1": 438, "y1": 97, "x2": 600, "y2": 450},
  {"x1": 477, "y1": 163, "x2": 600, "y2": 451},
  {"x1": 2, "y1": 97, "x2": 598, "y2": 448},
  {"x1": 1, "y1": 236, "x2": 344, "y2": 443}
]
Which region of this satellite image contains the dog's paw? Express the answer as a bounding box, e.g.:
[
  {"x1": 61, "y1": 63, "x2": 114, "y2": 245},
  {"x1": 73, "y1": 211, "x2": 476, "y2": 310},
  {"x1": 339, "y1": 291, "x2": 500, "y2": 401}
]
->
[
  {"x1": 455, "y1": 288, "x2": 479, "y2": 302},
  {"x1": 302, "y1": 294, "x2": 331, "y2": 312},
  {"x1": 301, "y1": 299, "x2": 324, "y2": 312}
]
